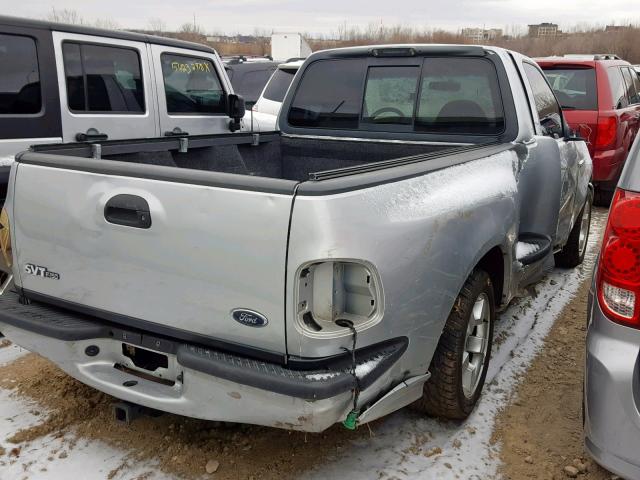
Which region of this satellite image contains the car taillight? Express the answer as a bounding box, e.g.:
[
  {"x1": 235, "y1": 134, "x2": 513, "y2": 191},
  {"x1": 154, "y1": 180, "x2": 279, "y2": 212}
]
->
[
  {"x1": 597, "y1": 189, "x2": 640, "y2": 327},
  {"x1": 594, "y1": 114, "x2": 618, "y2": 150}
]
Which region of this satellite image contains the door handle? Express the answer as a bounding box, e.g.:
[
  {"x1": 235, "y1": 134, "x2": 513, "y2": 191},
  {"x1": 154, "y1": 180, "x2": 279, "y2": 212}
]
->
[
  {"x1": 104, "y1": 194, "x2": 151, "y2": 229},
  {"x1": 76, "y1": 128, "x2": 109, "y2": 142},
  {"x1": 164, "y1": 127, "x2": 190, "y2": 137}
]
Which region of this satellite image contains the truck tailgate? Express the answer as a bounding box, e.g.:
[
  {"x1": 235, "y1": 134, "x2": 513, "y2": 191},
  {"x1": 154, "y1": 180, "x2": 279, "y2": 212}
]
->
[{"x1": 11, "y1": 161, "x2": 294, "y2": 354}]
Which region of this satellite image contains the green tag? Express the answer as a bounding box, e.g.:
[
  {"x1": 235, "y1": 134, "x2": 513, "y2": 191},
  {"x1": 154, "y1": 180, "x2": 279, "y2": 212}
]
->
[{"x1": 342, "y1": 410, "x2": 359, "y2": 430}]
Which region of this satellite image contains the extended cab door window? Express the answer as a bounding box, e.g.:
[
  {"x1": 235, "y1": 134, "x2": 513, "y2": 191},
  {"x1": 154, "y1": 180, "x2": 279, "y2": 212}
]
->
[
  {"x1": 53, "y1": 32, "x2": 157, "y2": 142},
  {"x1": 0, "y1": 30, "x2": 61, "y2": 143},
  {"x1": 151, "y1": 45, "x2": 232, "y2": 136},
  {"x1": 523, "y1": 62, "x2": 564, "y2": 137}
]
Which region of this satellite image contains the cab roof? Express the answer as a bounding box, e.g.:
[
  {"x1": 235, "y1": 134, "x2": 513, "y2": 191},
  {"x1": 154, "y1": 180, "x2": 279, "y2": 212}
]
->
[{"x1": 0, "y1": 15, "x2": 217, "y2": 55}]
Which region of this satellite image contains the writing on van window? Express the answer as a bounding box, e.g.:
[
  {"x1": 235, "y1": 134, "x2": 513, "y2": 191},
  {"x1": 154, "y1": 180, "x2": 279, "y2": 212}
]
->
[
  {"x1": 161, "y1": 53, "x2": 225, "y2": 115},
  {"x1": 171, "y1": 61, "x2": 211, "y2": 74},
  {"x1": 0, "y1": 34, "x2": 41, "y2": 114}
]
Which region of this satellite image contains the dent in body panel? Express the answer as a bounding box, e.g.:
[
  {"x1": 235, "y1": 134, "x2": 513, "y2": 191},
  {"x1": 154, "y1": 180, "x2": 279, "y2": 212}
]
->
[{"x1": 286, "y1": 151, "x2": 520, "y2": 379}]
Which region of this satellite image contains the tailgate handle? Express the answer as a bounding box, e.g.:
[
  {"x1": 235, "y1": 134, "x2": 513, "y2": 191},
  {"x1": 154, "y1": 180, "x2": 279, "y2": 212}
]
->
[{"x1": 104, "y1": 195, "x2": 152, "y2": 229}]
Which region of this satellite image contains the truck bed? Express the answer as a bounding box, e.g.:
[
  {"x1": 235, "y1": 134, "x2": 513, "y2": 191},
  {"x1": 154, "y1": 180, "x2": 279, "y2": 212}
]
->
[{"x1": 26, "y1": 132, "x2": 462, "y2": 183}]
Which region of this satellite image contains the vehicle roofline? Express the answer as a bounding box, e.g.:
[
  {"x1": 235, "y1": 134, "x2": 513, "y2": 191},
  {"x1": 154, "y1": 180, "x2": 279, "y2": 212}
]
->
[
  {"x1": 0, "y1": 14, "x2": 217, "y2": 55},
  {"x1": 304, "y1": 43, "x2": 509, "y2": 60}
]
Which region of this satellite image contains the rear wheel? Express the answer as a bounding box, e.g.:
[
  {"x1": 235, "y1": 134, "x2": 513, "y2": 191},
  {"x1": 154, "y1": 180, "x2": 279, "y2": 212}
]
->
[
  {"x1": 413, "y1": 269, "x2": 495, "y2": 420},
  {"x1": 555, "y1": 190, "x2": 593, "y2": 268}
]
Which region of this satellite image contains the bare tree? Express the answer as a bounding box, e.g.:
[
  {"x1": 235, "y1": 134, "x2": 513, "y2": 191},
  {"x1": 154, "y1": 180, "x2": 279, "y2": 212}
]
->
[
  {"x1": 148, "y1": 17, "x2": 167, "y2": 34},
  {"x1": 47, "y1": 7, "x2": 83, "y2": 25},
  {"x1": 94, "y1": 18, "x2": 120, "y2": 30}
]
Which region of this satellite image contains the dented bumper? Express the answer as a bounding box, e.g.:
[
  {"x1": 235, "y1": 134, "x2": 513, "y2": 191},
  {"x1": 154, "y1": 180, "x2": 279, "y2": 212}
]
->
[{"x1": 0, "y1": 291, "x2": 406, "y2": 431}]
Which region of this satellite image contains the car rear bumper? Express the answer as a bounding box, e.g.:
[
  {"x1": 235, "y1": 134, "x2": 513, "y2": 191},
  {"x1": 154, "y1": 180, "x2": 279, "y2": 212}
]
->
[
  {"x1": 585, "y1": 290, "x2": 640, "y2": 479},
  {"x1": 0, "y1": 291, "x2": 407, "y2": 432},
  {"x1": 592, "y1": 148, "x2": 625, "y2": 185}
]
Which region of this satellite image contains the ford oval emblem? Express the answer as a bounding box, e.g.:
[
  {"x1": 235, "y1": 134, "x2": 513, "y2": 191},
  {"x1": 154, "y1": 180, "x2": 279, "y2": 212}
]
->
[{"x1": 231, "y1": 309, "x2": 268, "y2": 328}]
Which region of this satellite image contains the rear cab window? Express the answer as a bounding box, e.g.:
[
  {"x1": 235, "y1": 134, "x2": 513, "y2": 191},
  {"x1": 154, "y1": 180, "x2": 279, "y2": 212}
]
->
[
  {"x1": 540, "y1": 66, "x2": 597, "y2": 111},
  {"x1": 160, "y1": 53, "x2": 225, "y2": 115},
  {"x1": 287, "y1": 56, "x2": 505, "y2": 136},
  {"x1": 62, "y1": 42, "x2": 145, "y2": 113}
]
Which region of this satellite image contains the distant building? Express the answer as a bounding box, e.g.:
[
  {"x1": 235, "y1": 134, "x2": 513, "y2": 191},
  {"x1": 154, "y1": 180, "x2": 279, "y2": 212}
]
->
[
  {"x1": 605, "y1": 25, "x2": 633, "y2": 32},
  {"x1": 528, "y1": 23, "x2": 561, "y2": 38},
  {"x1": 207, "y1": 35, "x2": 232, "y2": 43},
  {"x1": 461, "y1": 27, "x2": 503, "y2": 43}
]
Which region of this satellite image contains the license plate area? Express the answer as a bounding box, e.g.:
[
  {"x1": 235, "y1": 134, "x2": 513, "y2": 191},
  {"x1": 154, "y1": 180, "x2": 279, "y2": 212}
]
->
[
  {"x1": 122, "y1": 344, "x2": 168, "y2": 371},
  {"x1": 117, "y1": 343, "x2": 177, "y2": 386}
]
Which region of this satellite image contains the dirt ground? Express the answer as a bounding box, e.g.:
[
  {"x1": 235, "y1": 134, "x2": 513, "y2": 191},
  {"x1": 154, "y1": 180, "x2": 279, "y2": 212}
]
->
[
  {"x1": 0, "y1": 353, "x2": 378, "y2": 479},
  {"x1": 492, "y1": 275, "x2": 614, "y2": 480}
]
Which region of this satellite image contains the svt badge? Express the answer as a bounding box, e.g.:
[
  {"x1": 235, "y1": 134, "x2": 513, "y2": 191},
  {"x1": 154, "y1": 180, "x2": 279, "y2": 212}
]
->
[{"x1": 24, "y1": 263, "x2": 60, "y2": 280}]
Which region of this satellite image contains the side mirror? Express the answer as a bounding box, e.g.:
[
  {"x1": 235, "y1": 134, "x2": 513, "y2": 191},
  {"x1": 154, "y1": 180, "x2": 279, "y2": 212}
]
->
[{"x1": 227, "y1": 94, "x2": 246, "y2": 132}]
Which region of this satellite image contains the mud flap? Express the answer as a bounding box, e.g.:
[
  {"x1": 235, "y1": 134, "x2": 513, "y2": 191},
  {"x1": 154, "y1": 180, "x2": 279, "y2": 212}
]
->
[{"x1": 357, "y1": 373, "x2": 431, "y2": 425}]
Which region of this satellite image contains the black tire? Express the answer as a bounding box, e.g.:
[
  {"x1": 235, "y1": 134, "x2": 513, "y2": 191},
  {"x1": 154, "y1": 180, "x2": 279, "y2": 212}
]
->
[
  {"x1": 413, "y1": 269, "x2": 495, "y2": 420},
  {"x1": 555, "y1": 190, "x2": 593, "y2": 269}
]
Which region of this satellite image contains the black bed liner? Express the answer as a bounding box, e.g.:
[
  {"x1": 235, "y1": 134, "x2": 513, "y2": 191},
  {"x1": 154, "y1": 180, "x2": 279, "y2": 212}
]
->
[
  {"x1": 19, "y1": 133, "x2": 516, "y2": 196},
  {"x1": 0, "y1": 291, "x2": 407, "y2": 400}
]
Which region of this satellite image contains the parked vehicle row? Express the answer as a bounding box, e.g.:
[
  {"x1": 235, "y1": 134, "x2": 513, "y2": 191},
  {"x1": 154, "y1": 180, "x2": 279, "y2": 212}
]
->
[
  {"x1": 536, "y1": 54, "x2": 640, "y2": 205},
  {"x1": 245, "y1": 59, "x2": 303, "y2": 130},
  {"x1": 0, "y1": 43, "x2": 593, "y2": 432}
]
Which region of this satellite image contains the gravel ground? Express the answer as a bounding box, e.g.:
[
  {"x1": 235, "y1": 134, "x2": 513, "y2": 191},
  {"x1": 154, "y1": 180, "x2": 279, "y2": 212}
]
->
[
  {"x1": 0, "y1": 209, "x2": 609, "y2": 480},
  {"x1": 492, "y1": 272, "x2": 613, "y2": 480}
]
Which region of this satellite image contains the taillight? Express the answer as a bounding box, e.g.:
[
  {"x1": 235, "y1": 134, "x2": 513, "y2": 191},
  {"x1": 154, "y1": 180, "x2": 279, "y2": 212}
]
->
[
  {"x1": 597, "y1": 189, "x2": 640, "y2": 327},
  {"x1": 594, "y1": 114, "x2": 618, "y2": 150}
]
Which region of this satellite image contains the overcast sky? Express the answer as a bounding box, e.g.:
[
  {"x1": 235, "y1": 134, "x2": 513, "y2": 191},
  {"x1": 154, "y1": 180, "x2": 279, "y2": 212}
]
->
[{"x1": 3, "y1": 0, "x2": 640, "y2": 36}]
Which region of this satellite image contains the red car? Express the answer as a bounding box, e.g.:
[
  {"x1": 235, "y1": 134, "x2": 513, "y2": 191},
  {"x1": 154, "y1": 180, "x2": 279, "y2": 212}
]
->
[{"x1": 536, "y1": 55, "x2": 640, "y2": 204}]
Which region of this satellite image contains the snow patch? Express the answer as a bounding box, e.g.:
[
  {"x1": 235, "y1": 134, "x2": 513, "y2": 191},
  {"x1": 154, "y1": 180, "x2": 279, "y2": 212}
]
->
[
  {"x1": 365, "y1": 150, "x2": 519, "y2": 223},
  {"x1": 516, "y1": 241, "x2": 540, "y2": 260},
  {"x1": 306, "y1": 372, "x2": 340, "y2": 381},
  {"x1": 355, "y1": 355, "x2": 384, "y2": 379},
  {"x1": 0, "y1": 156, "x2": 14, "y2": 167}
]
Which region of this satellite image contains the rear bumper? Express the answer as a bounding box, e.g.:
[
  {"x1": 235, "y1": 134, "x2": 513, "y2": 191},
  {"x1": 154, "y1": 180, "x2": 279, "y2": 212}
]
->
[
  {"x1": 0, "y1": 291, "x2": 406, "y2": 431},
  {"x1": 584, "y1": 290, "x2": 640, "y2": 479}
]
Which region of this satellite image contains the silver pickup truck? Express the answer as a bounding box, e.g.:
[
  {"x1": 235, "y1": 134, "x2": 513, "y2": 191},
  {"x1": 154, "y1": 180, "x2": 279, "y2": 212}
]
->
[{"x1": 0, "y1": 45, "x2": 592, "y2": 432}]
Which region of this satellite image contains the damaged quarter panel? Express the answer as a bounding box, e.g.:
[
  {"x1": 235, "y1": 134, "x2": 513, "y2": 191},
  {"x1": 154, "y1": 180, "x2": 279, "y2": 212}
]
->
[{"x1": 286, "y1": 149, "x2": 520, "y2": 380}]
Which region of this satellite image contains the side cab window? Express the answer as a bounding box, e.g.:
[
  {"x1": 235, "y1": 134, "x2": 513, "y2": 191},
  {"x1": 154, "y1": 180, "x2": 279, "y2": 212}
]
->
[
  {"x1": 0, "y1": 29, "x2": 61, "y2": 142},
  {"x1": 621, "y1": 67, "x2": 640, "y2": 105},
  {"x1": 160, "y1": 53, "x2": 225, "y2": 115},
  {"x1": 53, "y1": 32, "x2": 156, "y2": 142},
  {"x1": 523, "y1": 62, "x2": 564, "y2": 138},
  {"x1": 607, "y1": 67, "x2": 630, "y2": 110}
]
